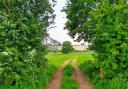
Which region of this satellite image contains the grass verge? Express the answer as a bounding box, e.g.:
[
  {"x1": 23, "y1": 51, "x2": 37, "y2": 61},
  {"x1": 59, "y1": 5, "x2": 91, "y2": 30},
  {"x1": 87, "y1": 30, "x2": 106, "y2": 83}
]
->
[{"x1": 0, "y1": 64, "x2": 57, "y2": 89}]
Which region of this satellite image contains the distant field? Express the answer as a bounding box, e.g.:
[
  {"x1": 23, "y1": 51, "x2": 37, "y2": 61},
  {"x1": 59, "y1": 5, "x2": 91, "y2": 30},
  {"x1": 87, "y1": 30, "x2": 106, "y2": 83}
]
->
[
  {"x1": 45, "y1": 51, "x2": 95, "y2": 67},
  {"x1": 57, "y1": 45, "x2": 88, "y2": 51}
]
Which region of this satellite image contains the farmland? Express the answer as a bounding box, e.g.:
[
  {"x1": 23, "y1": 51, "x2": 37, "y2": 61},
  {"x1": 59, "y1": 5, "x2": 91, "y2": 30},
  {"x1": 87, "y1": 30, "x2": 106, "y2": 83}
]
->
[
  {"x1": 46, "y1": 51, "x2": 95, "y2": 67},
  {"x1": 47, "y1": 51, "x2": 94, "y2": 89}
]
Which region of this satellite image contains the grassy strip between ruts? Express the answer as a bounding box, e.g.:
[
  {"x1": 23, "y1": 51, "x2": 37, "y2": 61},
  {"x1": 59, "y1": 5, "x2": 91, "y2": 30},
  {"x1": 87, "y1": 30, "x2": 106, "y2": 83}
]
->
[
  {"x1": 46, "y1": 51, "x2": 95, "y2": 67},
  {"x1": 61, "y1": 65, "x2": 79, "y2": 89}
]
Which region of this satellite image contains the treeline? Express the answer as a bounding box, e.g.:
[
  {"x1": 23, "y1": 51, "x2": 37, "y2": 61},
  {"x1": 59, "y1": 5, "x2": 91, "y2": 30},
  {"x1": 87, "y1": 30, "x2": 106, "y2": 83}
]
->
[
  {"x1": 64, "y1": 0, "x2": 128, "y2": 88},
  {"x1": 0, "y1": 0, "x2": 55, "y2": 89}
]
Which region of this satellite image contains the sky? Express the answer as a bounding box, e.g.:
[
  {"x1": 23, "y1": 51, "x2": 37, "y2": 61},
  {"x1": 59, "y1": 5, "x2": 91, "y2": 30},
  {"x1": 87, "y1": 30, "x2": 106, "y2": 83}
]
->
[{"x1": 48, "y1": 0, "x2": 84, "y2": 45}]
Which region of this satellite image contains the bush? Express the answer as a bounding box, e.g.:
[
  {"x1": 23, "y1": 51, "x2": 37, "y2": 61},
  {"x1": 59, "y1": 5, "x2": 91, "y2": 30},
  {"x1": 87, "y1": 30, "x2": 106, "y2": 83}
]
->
[
  {"x1": 0, "y1": 64, "x2": 57, "y2": 89},
  {"x1": 0, "y1": 0, "x2": 54, "y2": 88},
  {"x1": 79, "y1": 61, "x2": 128, "y2": 89},
  {"x1": 61, "y1": 41, "x2": 74, "y2": 53},
  {"x1": 108, "y1": 78, "x2": 126, "y2": 89},
  {"x1": 79, "y1": 61, "x2": 99, "y2": 79},
  {"x1": 93, "y1": 77, "x2": 128, "y2": 89}
]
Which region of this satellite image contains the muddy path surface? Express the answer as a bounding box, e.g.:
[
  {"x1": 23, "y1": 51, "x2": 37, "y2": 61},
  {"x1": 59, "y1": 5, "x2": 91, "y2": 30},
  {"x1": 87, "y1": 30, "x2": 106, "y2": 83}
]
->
[
  {"x1": 72, "y1": 59, "x2": 93, "y2": 89},
  {"x1": 47, "y1": 60, "x2": 70, "y2": 89}
]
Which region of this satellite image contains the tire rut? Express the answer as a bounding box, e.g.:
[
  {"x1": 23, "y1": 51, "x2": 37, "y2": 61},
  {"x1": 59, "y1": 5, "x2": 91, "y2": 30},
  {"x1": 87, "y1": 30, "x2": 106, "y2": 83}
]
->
[
  {"x1": 72, "y1": 59, "x2": 93, "y2": 89},
  {"x1": 47, "y1": 60, "x2": 70, "y2": 89}
]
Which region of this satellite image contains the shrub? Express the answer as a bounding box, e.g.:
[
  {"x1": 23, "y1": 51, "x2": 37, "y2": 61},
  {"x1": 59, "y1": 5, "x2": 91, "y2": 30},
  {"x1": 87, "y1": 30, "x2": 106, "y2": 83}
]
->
[
  {"x1": 94, "y1": 77, "x2": 128, "y2": 89},
  {"x1": 79, "y1": 61, "x2": 128, "y2": 89},
  {"x1": 108, "y1": 78, "x2": 126, "y2": 89},
  {"x1": 79, "y1": 61, "x2": 99, "y2": 79},
  {"x1": 61, "y1": 41, "x2": 74, "y2": 53},
  {"x1": 0, "y1": 0, "x2": 54, "y2": 88}
]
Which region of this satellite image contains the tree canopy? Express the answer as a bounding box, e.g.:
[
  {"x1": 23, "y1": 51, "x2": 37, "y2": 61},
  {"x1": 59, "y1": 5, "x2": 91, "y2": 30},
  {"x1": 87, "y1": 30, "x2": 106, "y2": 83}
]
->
[
  {"x1": 64, "y1": 0, "x2": 128, "y2": 79},
  {"x1": 61, "y1": 41, "x2": 74, "y2": 53},
  {"x1": 0, "y1": 0, "x2": 54, "y2": 88}
]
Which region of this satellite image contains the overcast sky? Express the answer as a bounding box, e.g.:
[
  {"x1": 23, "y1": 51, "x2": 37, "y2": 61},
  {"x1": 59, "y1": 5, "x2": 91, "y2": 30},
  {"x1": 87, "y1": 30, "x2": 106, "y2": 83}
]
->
[{"x1": 48, "y1": 0, "x2": 83, "y2": 45}]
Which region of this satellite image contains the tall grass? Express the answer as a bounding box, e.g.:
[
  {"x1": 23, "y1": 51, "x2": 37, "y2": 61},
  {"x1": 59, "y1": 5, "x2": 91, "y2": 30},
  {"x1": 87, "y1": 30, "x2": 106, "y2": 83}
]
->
[{"x1": 0, "y1": 64, "x2": 57, "y2": 89}]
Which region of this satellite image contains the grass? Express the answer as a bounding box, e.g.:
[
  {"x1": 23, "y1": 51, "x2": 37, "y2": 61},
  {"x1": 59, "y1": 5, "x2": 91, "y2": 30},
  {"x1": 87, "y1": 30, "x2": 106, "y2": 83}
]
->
[
  {"x1": 62, "y1": 76, "x2": 79, "y2": 89},
  {"x1": 61, "y1": 65, "x2": 79, "y2": 89},
  {"x1": 45, "y1": 51, "x2": 95, "y2": 67},
  {"x1": 0, "y1": 66, "x2": 57, "y2": 89}
]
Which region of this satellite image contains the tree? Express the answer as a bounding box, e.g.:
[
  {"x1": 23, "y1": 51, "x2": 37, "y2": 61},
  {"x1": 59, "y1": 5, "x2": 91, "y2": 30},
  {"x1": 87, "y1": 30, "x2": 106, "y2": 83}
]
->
[
  {"x1": 0, "y1": 0, "x2": 54, "y2": 88},
  {"x1": 64, "y1": 0, "x2": 128, "y2": 79},
  {"x1": 63, "y1": 0, "x2": 98, "y2": 43},
  {"x1": 61, "y1": 41, "x2": 74, "y2": 53},
  {"x1": 92, "y1": 0, "x2": 128, "y2": 78}
]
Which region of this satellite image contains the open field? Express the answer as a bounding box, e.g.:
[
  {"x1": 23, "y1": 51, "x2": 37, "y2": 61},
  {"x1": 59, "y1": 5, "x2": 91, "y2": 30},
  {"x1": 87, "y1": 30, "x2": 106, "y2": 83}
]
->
[
  {"x1": 57, "y1": 45, "x2": 88, "y2": 51},
  {"x1": 45, "y1": 51, "x2": 95, "y2": 67}
]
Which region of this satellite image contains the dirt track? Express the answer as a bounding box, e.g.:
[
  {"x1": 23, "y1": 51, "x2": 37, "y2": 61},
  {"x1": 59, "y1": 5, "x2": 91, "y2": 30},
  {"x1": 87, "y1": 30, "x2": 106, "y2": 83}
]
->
[
  {"x1": 47, "y1": 68, "x2": 63, "y2": 89},
  {"x1": 47, "y1": 59, "x2": 93, "y2": 89},
  {"x1": 47, "y1": 61, "x2": 69, "y2": 89},
  {"x1": 72, "y1": 59, "x2": 93, "y2": 89}
]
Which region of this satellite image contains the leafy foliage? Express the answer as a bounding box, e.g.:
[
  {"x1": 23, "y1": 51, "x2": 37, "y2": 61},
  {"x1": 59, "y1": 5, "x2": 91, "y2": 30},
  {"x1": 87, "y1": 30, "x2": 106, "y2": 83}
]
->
[
  {"x1": 79, "y1": 61, "x2": 99, "y2": 79},
  {"x1": 63, "y1": 0, "x2": 98, "y2": 42},
  {"x1": 92, "y1": 1, "x2": 128, "y2": 79},
  {"x1": 80, "y1": 61, "x2": 128, "y2": 89},
  {"x1": 61, "y1": 41, "x2": 74, "y2": 53},
  {"x1": 65, "y1": 0, "x2": 128, "y2": 88},
  {"x1": 0, "y1": 0, "x2": 54, "y2": 88}
]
